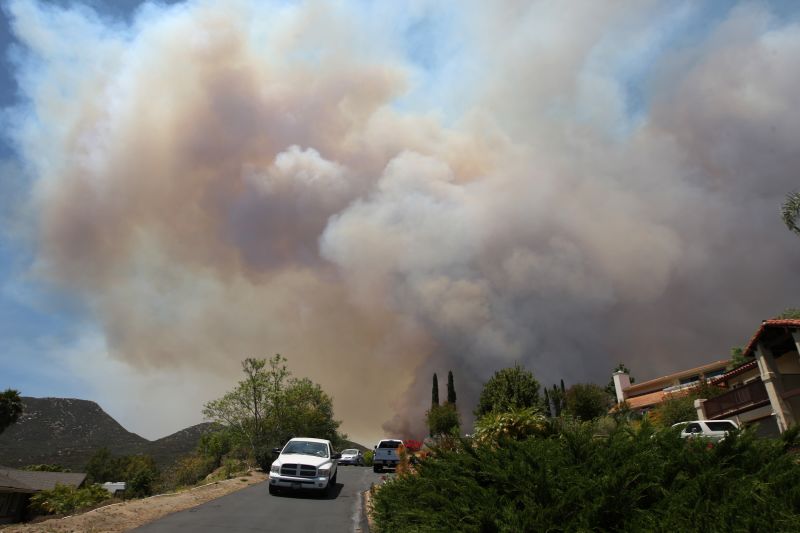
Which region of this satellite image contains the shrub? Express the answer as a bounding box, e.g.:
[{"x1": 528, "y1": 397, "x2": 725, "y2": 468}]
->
[
  {"x1": 166, "y1": 454, "x2": 217, "y2": 488},
  {"x1": 426, "y1": 403, "x2": 460, "y2": 436},
  {"x1": 124, "y1": 455, "x2": 159, "y2": 498},
  {"x1": 362, "y1": 450, "x2": 374, "y2": 466},
  {"x1": 373, "y1": 422, "x2": 800, "y2": 532},
  {"x1": 29, "y1": 483, "x2": 111, "y2": 516},
  {"x1": 475, "y1": 364, "x2": 541, "y2": 417},
  {"x1": 22, "y1": 464, "x2": 71, "y2": 472},
  {"x1": 564, "y1": 383, "x2": 612, "y2": 421},
  {"x1": 473, "y1": 407, "x2": 549, "y2": 446}
]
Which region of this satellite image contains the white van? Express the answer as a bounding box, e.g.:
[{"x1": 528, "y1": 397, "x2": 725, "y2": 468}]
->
[{"x1": 672, "y1": 420, "x2": 739, "y2": 441}]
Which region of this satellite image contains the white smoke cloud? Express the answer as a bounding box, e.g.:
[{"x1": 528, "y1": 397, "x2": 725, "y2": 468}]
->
[{"x1": 4, "y1": 0, "x2": 800, "y2": 440}]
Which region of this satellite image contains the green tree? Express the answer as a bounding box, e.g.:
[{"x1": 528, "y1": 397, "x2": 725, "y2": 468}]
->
[
  {"x1": 426, "y1": 403, "x2": 460, "y2": 436},
  {"x1": 547, "y1": 381, "x2": 567, "y2": 417},
  {"x1": 203, "y1": 354, "x2": 343, "y2": 460},
  {"x1": 475, "y1": 364, "x2": 541, "y2": 417},
  {"x1": 85, "y1": 448, "x2": 159, "y2": 497},
  {"x1": 124, "y1": 455, "x2": 159, "y2": 498},
  {"x1": 564, "y1": 383, "x2": 611, "y2": 421},
  {"x1": 432, "y1": 373, "x2": 439, "y2": 407},
  {"x1": 447, "y1": 371, "x2": 457, "y2": 404},
  {"x1": 202, "y1": 355, "x2": 290, "y2": 455},
  {"x1": 0, "y1": 389, "x2": 23, "y2": 435},
  {"x1": 85, "y1": 448, "x2": 124, "y2": 484},
  {"x1": 281, "y1": 377, "x2": 341, "y2": 445},
  {"x1": 782, "y1": 191, "x2": 800, "y2": 236},
  {"x1": 198, "y1": 428, "x2": 233, "y2": 467}
]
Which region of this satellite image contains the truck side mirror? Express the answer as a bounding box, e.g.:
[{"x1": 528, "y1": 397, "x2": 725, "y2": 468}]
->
[
  {"x1": 334, "y1": 453, "x2": 341, "y2": 459},
  {"x1": 272, "y1": 447, "x2": 282, "y2": 456}
]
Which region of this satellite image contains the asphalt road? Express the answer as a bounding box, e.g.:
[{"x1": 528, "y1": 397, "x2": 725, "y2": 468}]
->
[{"x1": 133, "y1": 466, "x2": 383, "y2": 533}]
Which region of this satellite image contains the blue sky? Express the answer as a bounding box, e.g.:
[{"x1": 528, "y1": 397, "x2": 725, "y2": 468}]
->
[{"x1": 1, "y1": 0, "x2": 800, "y2": 443}]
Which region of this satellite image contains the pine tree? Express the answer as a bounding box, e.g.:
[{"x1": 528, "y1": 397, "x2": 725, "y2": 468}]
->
[
  {"x1": 432, "y1": 373, "x2": 439, "y2": 407},
  {"x1": 447, "y1": 371, "x2": 457, "y2": 404}
]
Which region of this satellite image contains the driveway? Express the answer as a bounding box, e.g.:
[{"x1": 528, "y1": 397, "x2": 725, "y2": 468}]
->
[{"x1": 132, "y1": 466, "x2": 381, "y2": 533}]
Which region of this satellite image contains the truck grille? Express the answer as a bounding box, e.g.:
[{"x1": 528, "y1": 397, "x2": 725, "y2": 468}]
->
[{"x1": 280, "y1": 464, "x2": 317, "y2": 477}]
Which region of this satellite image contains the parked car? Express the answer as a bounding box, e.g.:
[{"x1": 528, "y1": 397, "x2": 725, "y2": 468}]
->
[
  {"x1": 672, "y1": 420, "x2": 739, "y2": 441},
  {"x1": 338, "y1": 449, "x2": 364, "y2": 466},
  {"x1": 373, "y1": 439, "x2": 404, "y2": 473},
  {"x1": 268, "y1": 437, "x2": 340, "y2": 495}
]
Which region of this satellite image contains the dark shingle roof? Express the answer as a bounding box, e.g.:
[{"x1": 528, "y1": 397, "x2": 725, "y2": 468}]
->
[
  {"x1": 0, "y1": 471, "x2": 35, "y2": 493},
  {"x1": 0, "y1": 467, "x2": 86, "y2": 492}
]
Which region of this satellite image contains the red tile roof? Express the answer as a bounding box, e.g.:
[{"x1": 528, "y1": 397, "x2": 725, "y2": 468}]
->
[
  {"x1": 710, "y1": 360, "x2": 758, "y2": 385},
  {"x1": 742, "y1": 319, "x2": 800, "y2": 357},
  {"x1": 625, "y1": 390, "x2": 666, "y2": 409}
]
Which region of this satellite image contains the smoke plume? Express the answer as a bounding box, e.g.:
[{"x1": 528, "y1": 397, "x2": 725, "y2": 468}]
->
[{"x1": 5, "y1": 0, "x2": 800, "y2": 441}]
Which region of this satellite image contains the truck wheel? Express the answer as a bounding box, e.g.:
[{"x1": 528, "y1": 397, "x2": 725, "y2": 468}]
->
[
  {"x1": 373, "y1": 465, "x2": 382, "y2": 473},
  {"x1": 269, "y1": 484, "x2": 279, "y2": 495},
  {"x1": 325, "y1": 472, "x2": 337, "y2": 498}
]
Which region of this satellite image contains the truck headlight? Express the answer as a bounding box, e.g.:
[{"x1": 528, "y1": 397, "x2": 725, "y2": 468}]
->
[
  {"x1": 270, "y1": 464, "x2": 280, "y2": 474},
  {"x1": 318, "y1": 467, "x2": 331, "y2": 477}
]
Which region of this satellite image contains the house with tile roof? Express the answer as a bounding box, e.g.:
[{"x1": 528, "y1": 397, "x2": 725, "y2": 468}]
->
[
  {"x1": 696, "y1": 319, "x2": 800, "y2": 437},
  {"x1": 0, "y1": 467, "x2": 87, "y2": 524},
  {"x1": 612, "y1": 319, "x2": 800, "y2": 438},
  {"x1": 612, "y1": 360, "x2": 730, "y2": 412}
]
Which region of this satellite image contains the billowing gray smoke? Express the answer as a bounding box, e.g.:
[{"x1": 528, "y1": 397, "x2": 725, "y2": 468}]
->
[{"x1": 6, "y1": 0, "x2": 800, "y2": 442}]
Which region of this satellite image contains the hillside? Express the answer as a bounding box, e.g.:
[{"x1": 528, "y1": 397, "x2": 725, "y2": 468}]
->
[{"x1": 0, "y1": 397, "x2": 212, "y2": 470}]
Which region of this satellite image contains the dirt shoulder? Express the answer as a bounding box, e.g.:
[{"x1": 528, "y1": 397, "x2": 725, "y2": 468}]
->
[{"x1": 1, "y1": 471, "x2": 268, "y2": 533}]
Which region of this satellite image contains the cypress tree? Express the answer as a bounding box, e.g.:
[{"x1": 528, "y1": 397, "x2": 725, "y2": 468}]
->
[
  {"x1": 544, "y1": 388, "x2": 552, "y2": 417},
  {"x1": 432, "y1": 373, "x2": 439, "y2": 407},
  {"x1": 447, "y1": 370, "x2": 457, "y2": 404}
]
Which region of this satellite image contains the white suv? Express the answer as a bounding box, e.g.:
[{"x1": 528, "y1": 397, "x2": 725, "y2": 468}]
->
[
  {"x1": 268, "y1": 438, "x2": 340, "y2": 496},
  {"x1": 673, "y1": 420, "x2": 739, "y2": 442}
]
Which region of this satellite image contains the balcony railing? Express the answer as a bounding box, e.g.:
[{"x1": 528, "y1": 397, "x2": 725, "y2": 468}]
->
[{"x1": 704, "y1": 379, "x2": 769, "y2": 419}]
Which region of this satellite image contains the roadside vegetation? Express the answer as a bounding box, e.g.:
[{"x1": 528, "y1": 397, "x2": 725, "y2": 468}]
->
[
  {"x1": 374, "y1": 364, "x2": 800, "y2": 532},
  {"x1": 28, "y1": 483, "x2": 112, "y2": 516},
  {"x1": 14, "y1": 354, "x2": 345, "y2": 521},
  {"x1": 202, "y1": 354, "x2": 346, "y2": 472}
]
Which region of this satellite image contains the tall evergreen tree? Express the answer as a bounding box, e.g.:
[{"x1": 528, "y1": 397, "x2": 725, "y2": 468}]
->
[
  {"x1": 447, "y1": 371, "x2": 457, "y2": 404},
  {"x1": 432, "y1": 373, "x2": 440, "y2": 407},
  {"x1": 543, "y1": 388, "x2": 552, "y2": 417}
]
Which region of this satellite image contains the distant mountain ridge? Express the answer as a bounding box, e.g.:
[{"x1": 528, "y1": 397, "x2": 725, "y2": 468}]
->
[{"x1": 0, "y1": 397, "x2": 213, "y2": 470}]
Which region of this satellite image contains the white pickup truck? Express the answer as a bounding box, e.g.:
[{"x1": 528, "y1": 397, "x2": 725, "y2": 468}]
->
[
  {"x1": 373, "y1": 439, "x2": 404, "y2": 473},
  {"x1": 268, "y1": 437, "x2": 340, "y2": 495}
]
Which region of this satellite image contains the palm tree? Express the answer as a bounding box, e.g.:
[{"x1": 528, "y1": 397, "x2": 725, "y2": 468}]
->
[
  {"x1": 781, "y1": 191, "x2": 800, "y2": 236},
  {"x1": 0, "y1": 389, "x2": 23, "y2": 435}
]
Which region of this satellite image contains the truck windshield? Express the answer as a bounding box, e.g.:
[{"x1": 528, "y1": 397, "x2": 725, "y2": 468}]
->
[
  {"x1": 379, "y1": 441, "x2": 402, "y2": 448},
  {"x1": 282, "y1": 441, "x2": 329, "y2": 457}
]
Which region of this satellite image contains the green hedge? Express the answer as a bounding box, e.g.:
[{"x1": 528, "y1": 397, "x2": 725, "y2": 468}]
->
[{"x1": 373, "y1": 422, "x2": 800, "y2": 532}]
